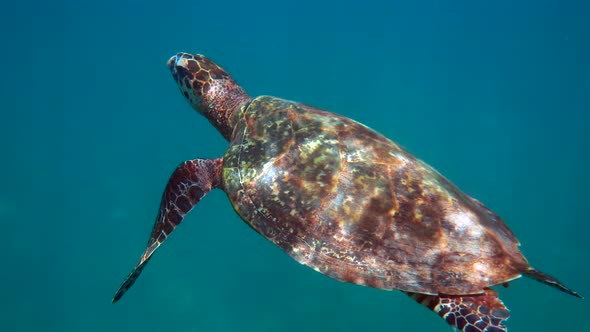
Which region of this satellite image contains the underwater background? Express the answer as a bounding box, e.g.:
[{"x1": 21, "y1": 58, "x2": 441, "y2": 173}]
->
[{"x1": 1, "y1": 0, "x2": 589, "y2": 331}]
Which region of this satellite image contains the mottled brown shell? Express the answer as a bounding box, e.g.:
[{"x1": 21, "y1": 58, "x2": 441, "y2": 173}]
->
[{"x1": 222, "y1": 95, "x2": 529, "y2": 295}]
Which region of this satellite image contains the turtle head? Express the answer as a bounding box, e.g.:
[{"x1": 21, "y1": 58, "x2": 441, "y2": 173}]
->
[{"x1": 168, "y1": 53, "x2": 250, "y2": 140}]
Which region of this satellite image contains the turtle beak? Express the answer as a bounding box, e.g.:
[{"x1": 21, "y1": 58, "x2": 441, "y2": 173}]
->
[
  {"x1": 167, "y1": 54, "x2": 181, "y2": 79},
  {"x1": 168, "y1": 53, "x2": 190, "y2": 83},
  {"x1": 167, "y1": 54, "x2": 179, "y2": 71},
  {"x1": 167, "y1": 55, "x2": 176, "y2": 70}
]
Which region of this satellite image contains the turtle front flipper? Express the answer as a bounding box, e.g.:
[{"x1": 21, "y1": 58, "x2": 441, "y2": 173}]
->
[
  {"x1": 406, "y1": 288, "x2": 510, "y2": 332},
  {"x1": 112, "y1": 158, "x2": 223, "y2": 303}
]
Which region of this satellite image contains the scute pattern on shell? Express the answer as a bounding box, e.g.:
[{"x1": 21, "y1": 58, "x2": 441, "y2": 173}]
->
[{"x1": 223, "y1": 96, "x2": 529, "y2": 295}]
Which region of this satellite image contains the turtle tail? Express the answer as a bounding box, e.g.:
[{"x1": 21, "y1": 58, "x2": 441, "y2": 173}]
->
[
  {"x1": 523, "y1": 268, "x2": 583, "y2": 298},
  {"x1": 405, "y1": 288, "x2": 510, "y2": 332}
]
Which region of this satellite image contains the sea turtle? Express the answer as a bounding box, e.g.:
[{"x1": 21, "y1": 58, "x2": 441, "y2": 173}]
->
[{"x1": 113, "y1": 53, "x2": 581, "y2": 331}]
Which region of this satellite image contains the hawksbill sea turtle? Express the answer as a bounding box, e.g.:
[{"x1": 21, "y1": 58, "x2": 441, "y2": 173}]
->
[{"x1": 113, "y1": 53, "x2": 582, "y2": 332}]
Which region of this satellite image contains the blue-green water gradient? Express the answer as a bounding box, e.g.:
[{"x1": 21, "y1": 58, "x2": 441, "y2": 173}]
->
[{"x1": 1, "y1": 0, "x2": 588, "y2": 331}]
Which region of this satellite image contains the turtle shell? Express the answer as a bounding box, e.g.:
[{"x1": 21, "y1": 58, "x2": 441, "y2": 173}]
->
[{"x1": 222, "y1": 95, "x2": 529, "y2": 295}]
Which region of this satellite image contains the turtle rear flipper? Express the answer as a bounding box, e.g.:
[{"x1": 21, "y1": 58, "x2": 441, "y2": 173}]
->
[
  {"x1": 112, "y1": 158, "x2": 223, "y2": 303},
  {"x1": 524, "y1": 268, "x2": 583, "y2": 298},
  {"x1": 406, "y1": 288, "x2": 509, "y2": 332}
]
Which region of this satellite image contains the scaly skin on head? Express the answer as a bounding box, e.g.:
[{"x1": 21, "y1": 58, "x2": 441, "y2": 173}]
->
[{"x1": 167, "y1": 53, "x2": 251, "y2": 140}]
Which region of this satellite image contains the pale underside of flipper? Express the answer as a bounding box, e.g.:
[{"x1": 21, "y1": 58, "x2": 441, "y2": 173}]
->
[{"x1": 112, "y1": 158, "x2": 223, "y2": 303}]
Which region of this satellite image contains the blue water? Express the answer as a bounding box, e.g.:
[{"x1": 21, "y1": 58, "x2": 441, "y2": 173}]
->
[{"x1": 1, "y1": 1, "x2": 588, "y2": 331}]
